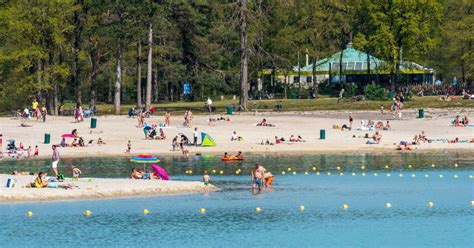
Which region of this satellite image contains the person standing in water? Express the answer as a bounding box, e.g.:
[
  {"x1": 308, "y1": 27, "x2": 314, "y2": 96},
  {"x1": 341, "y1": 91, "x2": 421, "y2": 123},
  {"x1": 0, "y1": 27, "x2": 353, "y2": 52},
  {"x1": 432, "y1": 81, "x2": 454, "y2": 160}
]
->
[
  {"x1": 251, "y1": 163, "x2": 266, "y2": 193},
  {"x1": 51, "y1": 145, "x2": 60, "y2": 177}
]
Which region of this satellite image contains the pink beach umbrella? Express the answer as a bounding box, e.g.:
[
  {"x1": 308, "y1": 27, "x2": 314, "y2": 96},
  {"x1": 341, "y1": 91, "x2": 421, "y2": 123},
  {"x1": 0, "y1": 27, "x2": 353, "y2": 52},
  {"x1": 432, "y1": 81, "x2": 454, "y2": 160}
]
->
[{"x1": 151, "y1": 164, "x2": 169, "y2": 180}]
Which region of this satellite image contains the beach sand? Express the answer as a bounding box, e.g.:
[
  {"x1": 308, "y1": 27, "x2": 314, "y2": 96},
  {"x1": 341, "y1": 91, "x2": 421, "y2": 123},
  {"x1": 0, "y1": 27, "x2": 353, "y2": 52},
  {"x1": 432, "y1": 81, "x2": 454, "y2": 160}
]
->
[
  {"x1": 0, "y1": 108, "x2": 472, "y2": 159},
  {"x1": 0, "y1": 174, "x2": 216, "y2": 202}
]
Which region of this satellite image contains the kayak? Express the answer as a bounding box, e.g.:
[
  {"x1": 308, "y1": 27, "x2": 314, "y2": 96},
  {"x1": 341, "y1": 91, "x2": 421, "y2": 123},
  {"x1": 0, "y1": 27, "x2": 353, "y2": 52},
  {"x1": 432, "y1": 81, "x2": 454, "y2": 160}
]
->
[{"x1": 221, "y1": 156, "x2": 244, "y2": 161}]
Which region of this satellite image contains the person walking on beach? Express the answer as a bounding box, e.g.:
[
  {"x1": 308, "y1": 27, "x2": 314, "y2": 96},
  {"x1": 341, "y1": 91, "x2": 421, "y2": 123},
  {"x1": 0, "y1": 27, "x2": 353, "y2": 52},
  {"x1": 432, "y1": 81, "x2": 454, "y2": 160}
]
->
[
  {"x1": 193, "y1": 127, "x2": 198, "y2": 146},
  {"x1": 51, "y1": 145, "x2": 60, "y2": 177},
  {"x1": 126, "y1": 140, "x2": 131, "y2": 153},
  {"x1": 165, "y1": 112, "x2": 171, "y2": 126},
  {"x1": 349, "y1": 112, "x2": 353, "y2": 130},
  {"x1": 338, "y1": 88, "x2": 345, "y2": 103}
]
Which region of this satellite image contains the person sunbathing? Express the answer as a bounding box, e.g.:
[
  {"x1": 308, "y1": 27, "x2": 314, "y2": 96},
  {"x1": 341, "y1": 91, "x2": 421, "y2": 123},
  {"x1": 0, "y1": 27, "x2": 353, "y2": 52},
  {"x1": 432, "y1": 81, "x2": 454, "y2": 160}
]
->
[
  {"x1": 396, "y1": 143, "x2": 412, "y2": 151},
  {"x1": 454, "y1": 116, "x2": 463, "y2": 127},
  {"x1": 33, "y1": 172, "x2": 49, "y2": 188},
  {"x1": 131, "y1": 168, "x2": 143, "y2": 179},
  {"x1": 72, "y1": 129, "x2": 79, "y2": 138},
  {"x1": 97, "y1": 137, "x2": 106, "y2": 145},
  {"x1": 375, "y1": 121, "x2": 384, "y2": 129},
  {"x1": 157, "y1": 128, "x2": 166, "y2": 140},
  {"x1": 412, "y1": 135, "x2": 421, "y2": 145},
  {"x1": 60, "y1": 138, "x2": 68, "y2": 147},
  {"x1": 289, "y1": 135, "x2": 297, "y2": 142},
  {"x1": 383, "y1": 121, "x2": 391, "y2": 130},
  {"x1": 462, "y1": 116, "x2": 469, "y2": 126},
  {"x1": 297, "y1": 135, "x2": 306, "y2": 142},
  {"x1": 71, "y1": 138, "x2": 79, "y2": 147},
  {"x1": 257, "y1": 118, "x2": 274, "y2": 127},
  {"x1": 448, "y1": 137, "x2": 459, "y2": 143},
  {"x1": 372, "y1": 131, "x2": 382, "y2": 144},
  {"x1": 275, "y1": 136, "x2": 285, "y2": 144},
  {"x1": 231, "y1": 131, "x2": 243, "y2": 141}
]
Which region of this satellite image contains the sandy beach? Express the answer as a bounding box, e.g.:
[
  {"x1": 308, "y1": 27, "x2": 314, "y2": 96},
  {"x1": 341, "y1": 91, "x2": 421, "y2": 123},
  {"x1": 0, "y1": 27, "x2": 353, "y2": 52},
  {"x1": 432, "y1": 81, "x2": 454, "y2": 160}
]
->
[
  {"x1": 0, "y1": 108, "x2": 472, "y2": 159},
  {"x1": 0, "y1": 174, "x2": 216, "y2": 202}
]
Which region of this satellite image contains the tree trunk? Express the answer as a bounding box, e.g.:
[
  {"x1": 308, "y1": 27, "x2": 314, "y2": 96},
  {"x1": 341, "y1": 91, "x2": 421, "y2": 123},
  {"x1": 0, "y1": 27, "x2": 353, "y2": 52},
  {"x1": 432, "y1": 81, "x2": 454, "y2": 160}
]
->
[
  {"x1": 153, "y1": 63, "x2": 159, "y2": 101},
  {"x1": 339, "y1": 49, "x2": 344, "y2": 86},
  {"x1": 312, "y1": 57, "x2": 318, "y2": 98},
  {"x1": 108, "y1": 80, "x2": 113, "y2": 103},
  {"x1": 297, "y1": 49, "x2": 301, "y2": 99},
  {"x1": 73, "y1": 8, "x2": 83, "y2": 106},
  {"x1": 89, "y1": 47, "x2": 99, "y2": 111},
  {"x1": 239, "y1": 0, "x2": 248, "y2": 110},
  {"x1": 114, "y1": 45, "x2": 123, "y2": 115},
  {"x1": 136, "y1": 39, "x2": 142, "y2": 107},
  {"x1": 146, "y1": 22, "x2": 153, "y2": 109}
]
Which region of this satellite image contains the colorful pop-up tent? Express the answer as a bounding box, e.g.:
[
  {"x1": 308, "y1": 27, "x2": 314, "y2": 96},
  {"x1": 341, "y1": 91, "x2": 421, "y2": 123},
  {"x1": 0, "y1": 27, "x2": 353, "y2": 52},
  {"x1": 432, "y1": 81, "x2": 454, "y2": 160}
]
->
[{"x1": 200, "y1": 132, "x2": 217, "y2": 147}]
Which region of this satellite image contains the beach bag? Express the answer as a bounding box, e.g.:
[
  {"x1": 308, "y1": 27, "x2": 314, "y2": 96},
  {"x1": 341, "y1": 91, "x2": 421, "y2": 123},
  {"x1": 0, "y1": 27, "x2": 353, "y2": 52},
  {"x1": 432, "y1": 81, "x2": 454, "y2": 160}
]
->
[{"x1": 57, "y1": 173, "x2": 64, "y2": 181}]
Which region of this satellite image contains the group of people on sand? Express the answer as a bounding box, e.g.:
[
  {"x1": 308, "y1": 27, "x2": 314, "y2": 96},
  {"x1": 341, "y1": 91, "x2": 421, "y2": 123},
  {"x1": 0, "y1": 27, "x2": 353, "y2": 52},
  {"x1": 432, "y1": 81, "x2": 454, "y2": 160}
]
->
[
  {"x1": 208, "y1": 116, "x2": 229, "y2": 126},
  {"x1": 273, "y1": 135, "x2": 305, "y2": 144},
  {"x1": 143, "y1": 123, "x2": 166, "y2": 140},
  {"x1": 130, "y1": 167, "x2": 161, "y2": 180},
  {"x1": 453, "y1": 115, "x2": 469, "y2": 127},
  {"x1": 5, "y1": 140, "x2": 39, "y2": 159},
  {"x1": 172, "y1": 135, "x2": 190, "y2": 157},
  {"x1": 251, "y1": 163, "x2": 274, "y2": 192}
]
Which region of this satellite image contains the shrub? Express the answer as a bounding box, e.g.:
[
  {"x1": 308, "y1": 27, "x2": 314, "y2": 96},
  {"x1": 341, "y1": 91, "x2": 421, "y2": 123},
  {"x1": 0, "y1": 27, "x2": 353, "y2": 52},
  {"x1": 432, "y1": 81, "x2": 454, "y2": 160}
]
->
[{"x1": 364, "y1": 84, "x2": 386, "y2": 100}]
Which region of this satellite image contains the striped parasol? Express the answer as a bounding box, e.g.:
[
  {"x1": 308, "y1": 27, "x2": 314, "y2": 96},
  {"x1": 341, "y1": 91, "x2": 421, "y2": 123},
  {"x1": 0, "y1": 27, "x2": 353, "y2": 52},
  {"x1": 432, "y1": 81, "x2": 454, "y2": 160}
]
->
[{"x1": 130, "y1": 154, "x2": 160, "y2": 172}]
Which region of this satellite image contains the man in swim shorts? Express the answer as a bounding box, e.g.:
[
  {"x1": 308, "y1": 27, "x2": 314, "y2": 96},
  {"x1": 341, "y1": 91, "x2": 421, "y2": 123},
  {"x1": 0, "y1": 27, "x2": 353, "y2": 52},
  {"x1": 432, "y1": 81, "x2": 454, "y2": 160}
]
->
[{"x1": 51, "y1": 145, "x2": 60, "y2": 177}]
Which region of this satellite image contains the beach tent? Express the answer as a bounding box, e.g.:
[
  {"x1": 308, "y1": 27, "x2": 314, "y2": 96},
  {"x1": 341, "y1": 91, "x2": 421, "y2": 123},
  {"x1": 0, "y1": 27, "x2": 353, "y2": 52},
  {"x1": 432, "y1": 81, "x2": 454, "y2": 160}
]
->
[{"x1": 200, "y1": 132, "x2": 217, "y2": 147}]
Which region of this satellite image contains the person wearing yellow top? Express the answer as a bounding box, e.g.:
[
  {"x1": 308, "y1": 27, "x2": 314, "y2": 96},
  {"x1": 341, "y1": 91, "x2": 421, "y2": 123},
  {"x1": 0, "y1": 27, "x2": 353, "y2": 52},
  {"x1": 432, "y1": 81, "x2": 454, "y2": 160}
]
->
[
  {"x1": 32, "y1": 99, "x2": 39, "y2": 110},
  {"x1": 34, "y1": 172, "x2": 48, "y2": 188}
]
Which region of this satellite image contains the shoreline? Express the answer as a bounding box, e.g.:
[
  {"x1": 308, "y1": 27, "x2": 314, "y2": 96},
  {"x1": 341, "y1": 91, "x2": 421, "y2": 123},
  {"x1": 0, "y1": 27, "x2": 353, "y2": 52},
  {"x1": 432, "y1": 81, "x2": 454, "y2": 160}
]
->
[{"x1": 0, "y1": 174, "x2": 217, "y2": 203}]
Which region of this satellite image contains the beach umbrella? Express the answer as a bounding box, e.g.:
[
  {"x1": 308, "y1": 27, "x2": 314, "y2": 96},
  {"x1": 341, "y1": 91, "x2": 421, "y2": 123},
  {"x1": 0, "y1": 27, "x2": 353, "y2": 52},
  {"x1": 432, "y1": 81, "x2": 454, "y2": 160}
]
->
[
  {"x1": 130, "y1": 154, "x2": 160, "y2": 172},
  {"x1": 151, "y1": 164, "x2": 169, "y2": 180},
  {"x1": 61, "y1": 134, "x2": 75, "y2": 138}
]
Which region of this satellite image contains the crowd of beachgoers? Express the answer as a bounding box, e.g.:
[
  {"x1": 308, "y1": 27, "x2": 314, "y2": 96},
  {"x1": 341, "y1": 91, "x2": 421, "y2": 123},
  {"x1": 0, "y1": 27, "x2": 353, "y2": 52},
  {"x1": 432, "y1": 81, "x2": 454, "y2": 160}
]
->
[{"x1": 1, "y1": 93, "x2": 473, "y2": 196}]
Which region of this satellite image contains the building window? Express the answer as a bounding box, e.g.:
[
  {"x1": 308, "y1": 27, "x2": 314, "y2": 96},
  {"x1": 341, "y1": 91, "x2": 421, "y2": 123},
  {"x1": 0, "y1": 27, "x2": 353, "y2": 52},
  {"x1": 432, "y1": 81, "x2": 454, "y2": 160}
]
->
[
  {"x1": 341, "y1": 62, "x2": 347, "y2": 71},
  {"x1": 331, "y1": 63, "x2": 339, "y2": 71},
  {"x1": 347, "y1": 62, "x2": 355, "y2": 70},
  {"x1": 293, "y1": 76, "x2": 300, "y2": 83},
  {"x1": 355, "y1": 62, "x2": 363, "y2": 70},
  {"x1": 362, "y1": 62, "x2": 368, "y2": 70},
  {"x1": 306, "y1": 76, "x2": 312, "y2": 83}
]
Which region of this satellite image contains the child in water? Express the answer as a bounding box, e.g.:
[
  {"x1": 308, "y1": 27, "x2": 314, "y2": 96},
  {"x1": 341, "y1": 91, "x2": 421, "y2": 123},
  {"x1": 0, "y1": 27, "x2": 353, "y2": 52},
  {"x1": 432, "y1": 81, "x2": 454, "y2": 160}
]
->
[{"x1": 203, "y1": 171, "x2": 210, "y2": 186}]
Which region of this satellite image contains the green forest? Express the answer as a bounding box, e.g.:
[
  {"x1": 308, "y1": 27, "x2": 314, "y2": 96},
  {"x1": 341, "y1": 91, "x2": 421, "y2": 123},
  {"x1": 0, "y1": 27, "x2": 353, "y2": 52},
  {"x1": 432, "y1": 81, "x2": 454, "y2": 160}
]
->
[{"x1": 0, "y1": 0, "x2": 472, "y2": 114}]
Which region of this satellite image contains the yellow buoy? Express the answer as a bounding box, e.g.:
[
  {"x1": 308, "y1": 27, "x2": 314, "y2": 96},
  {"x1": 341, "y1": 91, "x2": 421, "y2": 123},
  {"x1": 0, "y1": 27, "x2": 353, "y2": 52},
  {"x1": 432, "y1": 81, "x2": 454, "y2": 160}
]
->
[
  {"x1": 189, "y1": 170, "x2": 193, "y2": 174},
  {"x1": 361, "y1": 173, "x2": 366, "y2": 177},
  {"x1": 219, "y1": 170, "x2": 224, "y2": 175},
  {"x1": 470, "y1": 175, "x2": 473, "y2": 179},
  {"x1": 316, "y1": 172, "x2": 320, "y2": 176},
  {"x1": 235, "y1": 170, "x2": 240, "y2": 175},
  {"x1": 385, "y1": 203, "x2": 392, "y2": 208},
  {"x1": 26, "y1": 211, "x2": 33, "y2": 217},
  {"x1": 454, "y1": 163, "x2": 458, "y2": 168},
  {"x1": 431, "y1": 164, "x2": 435, "y2": 168},
  {"x1": 386, "y1": 173, "x2": 391, "y2": 177},
  {"x1": 374, "y1": 173, "x2": 378, "y2": 176},
  {"x1": 287, "y1": 168, "x2": 292, "y2": 171},
  {"x1": 292, "y1": 171, "x2": 297, "y2": 175},
  {"x1": 304, "y1": 172, "x2": 309, "y2": 175},
  {"x1": 425, "y1": 174, "x2": 429, "y2": 178},
  {"x1": 351, "y1": 173, "x2": 356, "y2": 176},
  {"x1": 427, "y1": 202, "x2": 434, "y2": 207},
  {"x1": 299, "y1": 205, "x2": 305, "y2": 211},
  {"x1": 84, "y1": 210, "x2": 92, "y2": 216},
  {"x1": 411, "y1": 174, "x2": 416, "y2": 178},
  {"x1": 211, "y1": 169, "x2": 216, "y2": 174},
  {"x1": 408, "y1": 165, "x2": 412, "y2": 169},
  {"x1": 327, "y1": 172, "x2": 331, "y2": 176},
  {"x1": 312, "y1": 167, "x2": 316, "y2": 171},
  {"x1": 342, "y1": 204, "x2": 349, "y2": 209},
  {"x1": 453, "y1": 175, "x2": 458, "y2": 179},
  {"x1": 384, "y1": 165, "x2": 389, "y2": 169},
  {"x1": 399, "y1": 173, "x2": 403, "y2": 177},
  {"x1": 281, "y1": 171, "x2": 286, "y2": 175},
  {"x1": 361, "y1": 166, "x2": 365, "y2": 170},
  {"x1": 143, "y1": 209, "x2": 149, "y2": 215},
  {"x1": 256, "y1": 207, "x2": 262, "y2": 212},
  {"x1": 199, "y1": 208, "x2": 206, "y2": 214},
  {"x1": 336, "y1": 166, "x2": 341, "y2": 170},
  {"x1": 439, "y1": 174, "x2": 444, "y2": 178},
  {"x1": 339, "y1": 172, "x2": 344, "y2": 176},
  {"x1": 471, "y1": 201, "x2": 474, "y2": 206}
]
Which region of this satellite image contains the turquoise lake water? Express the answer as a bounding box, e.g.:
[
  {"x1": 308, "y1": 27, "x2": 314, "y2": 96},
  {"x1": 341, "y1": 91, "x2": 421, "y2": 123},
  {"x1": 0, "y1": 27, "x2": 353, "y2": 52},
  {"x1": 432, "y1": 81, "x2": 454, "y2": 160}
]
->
[{"x1": 0, "y1": 152, "x2": 473, "y2": 247}]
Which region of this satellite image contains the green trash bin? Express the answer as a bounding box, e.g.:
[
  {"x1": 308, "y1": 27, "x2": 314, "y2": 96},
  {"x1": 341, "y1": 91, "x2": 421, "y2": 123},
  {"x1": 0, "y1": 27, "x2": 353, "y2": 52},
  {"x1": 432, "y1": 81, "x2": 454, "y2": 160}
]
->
[
  {"x1": 320, "y1": 129, "x2": 326, "y2": 140},
  {"x1": 418, "y1": 108, "x2": 424, "y2": 119},
  {"x1": 90, "y1": 117, "x2": 97, "y2": 128},
  {"x1": 44, "y1": 133, "x2": 50, "y2": 144},
  {"x1": 226, "y1": 105, "x2": 233, "y2": 115}
]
